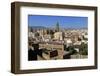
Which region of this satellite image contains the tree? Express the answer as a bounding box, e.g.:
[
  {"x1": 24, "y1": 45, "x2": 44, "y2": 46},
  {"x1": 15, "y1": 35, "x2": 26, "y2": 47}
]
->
[
  {"x1": 79, "y1": 42, "x2": 88, "y2": 55},
  {"x1": 66, "y1": 46, "x2": 77, "y2": 55}
]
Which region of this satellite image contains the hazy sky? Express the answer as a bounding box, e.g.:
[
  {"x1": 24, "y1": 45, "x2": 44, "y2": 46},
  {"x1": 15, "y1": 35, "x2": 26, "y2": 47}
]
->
[{"x1": 28, "y1": 15, "x2": 88, "y2": 29}]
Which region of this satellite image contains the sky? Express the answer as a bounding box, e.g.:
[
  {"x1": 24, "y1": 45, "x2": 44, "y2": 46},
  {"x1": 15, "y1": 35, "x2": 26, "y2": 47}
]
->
[{"x1": 28, "y1": 15, "x2": 88, "y2": 29}]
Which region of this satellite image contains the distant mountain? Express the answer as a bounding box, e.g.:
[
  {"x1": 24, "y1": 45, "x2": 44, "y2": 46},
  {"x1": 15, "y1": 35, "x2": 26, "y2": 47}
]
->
[
  {"x1": 29, "y1": 26, "x2": 47, "y2": 29},
  {"x1": 29, "y1": 26, "x2": 87, "y2": 30},
  {"x1": 63, "y1": 27, "x2": 88, "y2": 30}
]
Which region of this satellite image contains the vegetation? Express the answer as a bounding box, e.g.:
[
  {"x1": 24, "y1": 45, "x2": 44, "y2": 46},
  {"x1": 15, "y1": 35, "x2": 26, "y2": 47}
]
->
[
  {"x1": 66, "y1": 46, "x2": 77, "y2": 55},
  {"x1": 65, "y1": 42, "x2": 88, "y2": 55},
  {"x1": 79, "y1": 42, "x2": 88, "y2": 55}
]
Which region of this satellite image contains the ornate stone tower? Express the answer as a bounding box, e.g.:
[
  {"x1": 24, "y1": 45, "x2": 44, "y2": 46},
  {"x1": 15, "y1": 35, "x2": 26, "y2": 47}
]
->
[{"x1": 56, "y1": 22, "x2": 60, "y2": 32}]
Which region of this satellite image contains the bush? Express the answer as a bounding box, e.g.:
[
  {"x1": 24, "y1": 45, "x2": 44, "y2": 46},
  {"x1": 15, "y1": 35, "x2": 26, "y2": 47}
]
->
[
  {"x1": 79, "y1": 43, "x2": 88, "y2": 55},
  {"x1": 66, "y1": 46, "x2": 77, "y2": 55}
]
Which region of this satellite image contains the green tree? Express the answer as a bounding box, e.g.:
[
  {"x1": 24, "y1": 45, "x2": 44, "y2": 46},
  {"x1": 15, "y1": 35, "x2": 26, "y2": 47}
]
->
[
  {"x1": 79, "y1": 43, "x2": 88, "y2": 55},
  {"x1": 66, "y1": 46, "x2": 77, "y2": 55}
]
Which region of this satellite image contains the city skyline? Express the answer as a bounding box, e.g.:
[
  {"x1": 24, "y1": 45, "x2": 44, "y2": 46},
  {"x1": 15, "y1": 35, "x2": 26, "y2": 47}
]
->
[
  {"x1": 28, "y1": 15, "x2": 88, "y2": 61},
  {"x1": 28, "y1": 15, "x2": 88, "y2": 29}
]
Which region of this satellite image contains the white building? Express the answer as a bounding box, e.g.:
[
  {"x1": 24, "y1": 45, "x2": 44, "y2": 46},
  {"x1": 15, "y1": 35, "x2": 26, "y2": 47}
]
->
[
  {"x1": 28, "y1": 32, "x2": 35, "y2": 38},
  {"x1": 64, "y1": 38, "x2": 73, "y2": 47},
  {"x1": 54, "y1": 32, "x2": 64, "y2": 40}
]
